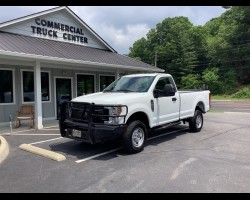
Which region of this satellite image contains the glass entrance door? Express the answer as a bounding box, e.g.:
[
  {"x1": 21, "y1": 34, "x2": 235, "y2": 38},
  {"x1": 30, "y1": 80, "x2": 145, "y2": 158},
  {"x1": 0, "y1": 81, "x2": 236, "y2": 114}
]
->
[{"x1": 55, "y1": 78, "x2": 72, "y2": 119}]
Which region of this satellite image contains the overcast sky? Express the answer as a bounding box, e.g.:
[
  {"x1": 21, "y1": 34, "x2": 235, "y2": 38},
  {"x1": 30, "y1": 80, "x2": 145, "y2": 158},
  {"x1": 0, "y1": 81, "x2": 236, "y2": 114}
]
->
[{"x1": 0, "y1": 6, "x2": 226, "y2": 54}]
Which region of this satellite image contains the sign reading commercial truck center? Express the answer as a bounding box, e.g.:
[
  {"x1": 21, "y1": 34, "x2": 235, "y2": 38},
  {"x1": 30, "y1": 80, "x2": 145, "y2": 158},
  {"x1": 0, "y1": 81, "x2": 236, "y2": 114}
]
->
[{"x1": 31, "y1": 18, "x2": 88, "y2": 44}]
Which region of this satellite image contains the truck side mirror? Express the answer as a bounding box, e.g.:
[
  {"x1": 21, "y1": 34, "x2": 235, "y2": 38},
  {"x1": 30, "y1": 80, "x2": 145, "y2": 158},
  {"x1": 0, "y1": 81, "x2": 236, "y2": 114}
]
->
[
  {"x1": 164, "y1": 84, "x2": 175, "y2": 96},
  {"x1": 153, "y1": 89, "x2": 160, "y2": 98}
]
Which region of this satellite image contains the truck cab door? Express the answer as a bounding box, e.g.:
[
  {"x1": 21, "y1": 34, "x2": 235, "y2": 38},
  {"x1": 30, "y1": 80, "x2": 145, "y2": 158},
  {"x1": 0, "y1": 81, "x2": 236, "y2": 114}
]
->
[{"x1": 153, "y1": 77, "x2": 180, "y2": 126}]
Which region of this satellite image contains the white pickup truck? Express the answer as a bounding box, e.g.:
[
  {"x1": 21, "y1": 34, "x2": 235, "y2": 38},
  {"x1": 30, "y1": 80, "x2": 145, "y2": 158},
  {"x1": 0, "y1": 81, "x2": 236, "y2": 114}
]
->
[{"x1": 59, "y1": 73, "x2": 211, "y2": 153}]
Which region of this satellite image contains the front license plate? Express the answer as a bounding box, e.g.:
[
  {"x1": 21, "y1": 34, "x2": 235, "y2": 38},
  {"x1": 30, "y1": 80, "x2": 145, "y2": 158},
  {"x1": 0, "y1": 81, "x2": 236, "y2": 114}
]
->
[{"x1": 72, "y1": 129, "x2": 81, "y2": 138}]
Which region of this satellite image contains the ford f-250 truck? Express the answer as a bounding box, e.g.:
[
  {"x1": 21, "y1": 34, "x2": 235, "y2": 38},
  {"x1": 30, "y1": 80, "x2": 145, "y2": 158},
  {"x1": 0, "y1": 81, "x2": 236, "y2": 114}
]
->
[{"x1": 59, "y1": 73, "x2": 211, "y2": 153}]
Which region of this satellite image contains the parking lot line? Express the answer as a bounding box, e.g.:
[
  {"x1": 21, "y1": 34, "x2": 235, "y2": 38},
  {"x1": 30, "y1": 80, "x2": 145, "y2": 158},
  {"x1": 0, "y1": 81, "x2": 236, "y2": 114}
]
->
[
  {"x1": 43, "y1": 126, "x2": 59, "y2": 129},
  {"x1": 0, "y1": 126, "x2": 59, "y2": 136},
  {"x1": 75, "y1": 147, "x2": 123, "y2": 163},
  {"x1": 75, "y1": 128, "x2": 188, "y2": 164},
  {"x1": 4, "y1": 133, "x2": 60, "y2": 136},
  {"x1": 30, "y1": 137, "x2": 63, "y2": 145}
]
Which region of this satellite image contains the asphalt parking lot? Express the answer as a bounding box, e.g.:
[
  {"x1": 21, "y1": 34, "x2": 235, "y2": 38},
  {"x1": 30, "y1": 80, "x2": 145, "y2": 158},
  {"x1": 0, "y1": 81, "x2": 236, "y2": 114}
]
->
[{"x1": 0, "y1": 111, "x2": 250, "y2": 193}]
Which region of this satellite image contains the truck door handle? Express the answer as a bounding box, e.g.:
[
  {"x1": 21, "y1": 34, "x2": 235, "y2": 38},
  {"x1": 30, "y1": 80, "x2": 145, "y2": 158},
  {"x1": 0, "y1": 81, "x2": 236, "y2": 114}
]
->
[{"x1": 172, "y1": 97, "x2": 177, "y2": 102}]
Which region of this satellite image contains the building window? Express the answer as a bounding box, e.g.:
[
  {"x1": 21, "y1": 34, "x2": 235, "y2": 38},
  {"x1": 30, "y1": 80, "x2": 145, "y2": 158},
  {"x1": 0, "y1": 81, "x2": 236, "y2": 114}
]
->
[
  {"x1": 22, "y1": 71, "x2": 50, "y2": 103},
  {"x1": 77, "y1": 74, "x2": 94, "y2": 96},
  {"x1": 22, "y1": 71, "x2": 34, "y2": 102},
  {"x1": 0, "y1": 69, "x2": 14, "y2": 104},
  {"x1": 100, "y1": 75, "x2": 115, "y2": 91},
  {"x1": 41, "y1": 72, "x2": 50, "y2": 102}
]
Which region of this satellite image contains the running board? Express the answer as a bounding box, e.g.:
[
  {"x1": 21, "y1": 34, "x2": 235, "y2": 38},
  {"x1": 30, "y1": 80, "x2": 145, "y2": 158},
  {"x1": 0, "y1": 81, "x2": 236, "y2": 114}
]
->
[{"x1": 153, "y1": 121, "x2": 181, "y2": 131}]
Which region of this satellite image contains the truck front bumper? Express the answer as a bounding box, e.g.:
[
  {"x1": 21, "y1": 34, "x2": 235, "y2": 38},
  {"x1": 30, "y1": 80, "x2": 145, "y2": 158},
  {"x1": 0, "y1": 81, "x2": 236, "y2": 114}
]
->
[
  {"x1": 59, "y1": 102, "x2": 127, "y2": 144},
  {"x1": 60, "y1": 119, "x2": 127, "y2": 144}
]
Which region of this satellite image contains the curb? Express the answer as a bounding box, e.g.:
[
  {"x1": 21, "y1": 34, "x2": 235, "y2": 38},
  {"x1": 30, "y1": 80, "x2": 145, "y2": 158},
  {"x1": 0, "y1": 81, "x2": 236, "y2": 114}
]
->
[
  {"x1": 0, "y1": 136, "x2": 9, "y2": 164},
  {"x1": 19, "y1": 144, "x2": 66, "y2": 162}
]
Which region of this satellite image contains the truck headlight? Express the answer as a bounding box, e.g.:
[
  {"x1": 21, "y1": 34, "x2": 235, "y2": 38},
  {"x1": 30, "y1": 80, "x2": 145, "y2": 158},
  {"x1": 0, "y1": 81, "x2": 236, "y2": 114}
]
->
[
  {"x1": 104, "y1": 106, "x2": 125, "y2": 125},
  {"x1": 107, "y1": 106, "x2": 122, "y2": 116}
]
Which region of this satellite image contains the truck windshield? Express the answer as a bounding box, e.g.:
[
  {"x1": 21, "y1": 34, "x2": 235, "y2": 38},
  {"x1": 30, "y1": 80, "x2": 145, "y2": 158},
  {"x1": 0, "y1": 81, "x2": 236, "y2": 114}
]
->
[{"x1": 103, "y1": 76, "x2": 156, "y2": 93}]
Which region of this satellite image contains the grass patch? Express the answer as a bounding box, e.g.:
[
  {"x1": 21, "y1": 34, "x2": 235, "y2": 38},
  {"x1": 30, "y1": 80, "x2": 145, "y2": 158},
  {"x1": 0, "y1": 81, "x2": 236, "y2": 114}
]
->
[
  {"x1": 212, "y1": 86, "x2": 250, "y2": 100},
  {"x1": 231, "y1": 87, "x2": 250, "y2": 98}
]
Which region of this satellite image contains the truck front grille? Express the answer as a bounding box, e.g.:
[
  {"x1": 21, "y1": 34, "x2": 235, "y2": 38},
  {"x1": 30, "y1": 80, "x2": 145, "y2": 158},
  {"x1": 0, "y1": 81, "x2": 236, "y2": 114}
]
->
[
  {"x1": 69, "y1": 103, "x2": 109, "y2": 124},
  {"x1": 71, "y1": 103, "x2": 90, "y2": 122}
]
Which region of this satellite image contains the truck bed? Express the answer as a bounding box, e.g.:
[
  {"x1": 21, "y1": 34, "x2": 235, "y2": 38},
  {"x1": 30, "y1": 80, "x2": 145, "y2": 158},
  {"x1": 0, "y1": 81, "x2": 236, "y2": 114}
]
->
[
  {"x1": 179, "y1": 90, "x2": 210, "y2": 120},
  {"x1": 178, "y1": 89, "x2": 207, "y2": 93}
]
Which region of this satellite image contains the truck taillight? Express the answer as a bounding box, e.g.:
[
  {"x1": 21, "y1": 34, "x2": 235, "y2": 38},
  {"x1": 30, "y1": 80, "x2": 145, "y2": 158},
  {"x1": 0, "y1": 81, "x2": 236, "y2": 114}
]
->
[{"x1": 209, "y1": 92, "x2": 211, "y2": 106}]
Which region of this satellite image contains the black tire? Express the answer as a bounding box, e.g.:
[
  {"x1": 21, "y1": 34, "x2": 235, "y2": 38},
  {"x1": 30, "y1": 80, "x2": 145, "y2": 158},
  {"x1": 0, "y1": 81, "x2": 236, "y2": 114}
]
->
[
  {"x1": 189, "y1": 110, "x2": 203, "y2": 132},
  {"x1": 123, "y1": 120, "x2": 147, "y2": 154}
]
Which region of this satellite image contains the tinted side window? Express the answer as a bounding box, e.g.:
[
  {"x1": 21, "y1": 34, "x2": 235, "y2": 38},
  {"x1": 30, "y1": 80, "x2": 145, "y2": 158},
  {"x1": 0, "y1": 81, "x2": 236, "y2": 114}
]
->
[{"x1": 154, "y1": 77, "x2": 171, "y2": 97}]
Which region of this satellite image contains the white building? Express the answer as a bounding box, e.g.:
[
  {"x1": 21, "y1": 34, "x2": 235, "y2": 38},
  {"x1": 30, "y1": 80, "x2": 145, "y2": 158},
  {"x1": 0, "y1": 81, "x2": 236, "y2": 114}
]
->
[{"x1": 0, "y1": 6, "x2": 163, "y2": 128}]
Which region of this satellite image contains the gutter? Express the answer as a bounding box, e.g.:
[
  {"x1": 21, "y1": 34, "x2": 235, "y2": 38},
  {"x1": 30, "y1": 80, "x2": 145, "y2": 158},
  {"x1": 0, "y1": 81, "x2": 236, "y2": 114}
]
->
[{"x1": 0, "y1": 50, "x2": 164, "y2": 73}]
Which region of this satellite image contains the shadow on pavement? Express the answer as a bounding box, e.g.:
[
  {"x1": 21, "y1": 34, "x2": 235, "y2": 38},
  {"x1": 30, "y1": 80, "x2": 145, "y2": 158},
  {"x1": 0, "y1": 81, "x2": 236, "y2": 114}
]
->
[{"x1": 46, "y1": 124, "x2": 190, "y2": 161}]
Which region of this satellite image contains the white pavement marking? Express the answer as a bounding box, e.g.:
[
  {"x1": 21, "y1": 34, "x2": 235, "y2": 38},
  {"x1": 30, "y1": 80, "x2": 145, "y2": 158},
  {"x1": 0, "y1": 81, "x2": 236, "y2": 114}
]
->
[
  {"x1": 75, "y1": 147, "x2": 123, "y2": 163},
  {"x1": 2, "y1": 134, "x2": 60, "y2": 136},
  {"x1": 29, "y1": 137, "x2": 63, "y2": 145},
  {"x1": 0, "y1": 129, "x2": 36, "y2": 135},
  {"x1": 233, "y1": 108, "x2": 250, "y2": 111},
  {"x1": 224, "y1": 112, "x2": 250, "y2": 115},
  {"x1": 148, "y1": 128, "x2": 189, "y2": 141},
  {"x1": 0, "y1": 126, "x2": 59, "y2": 136},
  {"x1": 76, "y1": 128, "x2": 188, "y2": 164},
  {"x1": 43, "y1": 126, "x2": 59, "y2": 129},
  {"x1": 40, "y1": 129, "x2": 59, "y2": 131},
  {"x1": 170, "y1": 158, "x2": 197, "y2": 180}
]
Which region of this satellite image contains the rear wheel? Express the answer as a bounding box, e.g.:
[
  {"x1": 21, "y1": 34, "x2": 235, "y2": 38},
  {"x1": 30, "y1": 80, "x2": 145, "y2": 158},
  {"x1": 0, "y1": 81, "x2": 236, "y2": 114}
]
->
[
  {"x1": 123, "y1": 120, "x2": 147, "y2": 154},
  {"x1": 189, "y1": 110, "x2": 203, "y2": 132}
]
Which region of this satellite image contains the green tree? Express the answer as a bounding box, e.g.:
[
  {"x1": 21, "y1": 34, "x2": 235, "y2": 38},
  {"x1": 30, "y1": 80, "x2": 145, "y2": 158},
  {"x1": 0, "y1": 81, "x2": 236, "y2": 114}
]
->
[
  {"x1": 129, "y1": 17, "x2": 199, "y2": 85},
  {"x1": 202, "y1": 68, "x2": 221, "y2": 94},
  {"x1": 180, "y1": 74, "x2": 202, "y2": 89},
  {"x1": 129, "y1": 7, "x2": 250, "y2": 94}
]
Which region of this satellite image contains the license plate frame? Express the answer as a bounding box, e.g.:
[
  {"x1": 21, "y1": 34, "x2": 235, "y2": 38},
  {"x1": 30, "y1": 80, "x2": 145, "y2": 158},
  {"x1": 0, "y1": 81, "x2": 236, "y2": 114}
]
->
[{"x1": 72, "y1": 129, "x2": 82, "y2": 138}]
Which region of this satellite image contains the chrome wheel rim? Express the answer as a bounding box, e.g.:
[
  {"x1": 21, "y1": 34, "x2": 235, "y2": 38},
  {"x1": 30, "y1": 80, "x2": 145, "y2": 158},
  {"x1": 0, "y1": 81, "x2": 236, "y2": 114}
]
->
[
  {"x1": 132, "y1": 127, "x2": 144, "y2": 148},
  {"x1": 196, "y1": 115, "x2": 202, "y2": 129}
]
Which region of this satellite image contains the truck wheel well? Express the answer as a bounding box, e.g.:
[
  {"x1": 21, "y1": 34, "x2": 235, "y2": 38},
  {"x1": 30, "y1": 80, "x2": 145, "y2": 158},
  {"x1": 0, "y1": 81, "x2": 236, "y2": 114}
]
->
[
  {"x1": 196, "y1": 101, "x2": 205, "y2": 113},
  {"x1": 126, "y1": 112, "x2": 150, "y2": 128}
]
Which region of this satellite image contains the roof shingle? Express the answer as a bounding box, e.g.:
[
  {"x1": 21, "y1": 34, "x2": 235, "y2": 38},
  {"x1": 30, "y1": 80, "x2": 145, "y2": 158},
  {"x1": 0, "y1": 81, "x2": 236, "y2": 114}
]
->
[{"x1": 0, "y1": 31, "x2": 163, "y2": 72}]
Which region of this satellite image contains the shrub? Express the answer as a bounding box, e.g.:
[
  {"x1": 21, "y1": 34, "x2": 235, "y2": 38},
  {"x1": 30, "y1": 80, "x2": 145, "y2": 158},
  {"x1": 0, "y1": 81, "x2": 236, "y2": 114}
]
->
[
  {"x1": 180, "y1": 74, "x2": 202, "y2": 89},
  {"x1": 231, "y1": 87, "x2": 250, "y2": 98}
]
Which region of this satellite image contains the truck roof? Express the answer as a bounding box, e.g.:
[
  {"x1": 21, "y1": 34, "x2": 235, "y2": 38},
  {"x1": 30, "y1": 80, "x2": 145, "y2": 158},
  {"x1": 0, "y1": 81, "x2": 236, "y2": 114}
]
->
[{"x1": 123, "y1": 73, "x2": 170, "y2": 77}]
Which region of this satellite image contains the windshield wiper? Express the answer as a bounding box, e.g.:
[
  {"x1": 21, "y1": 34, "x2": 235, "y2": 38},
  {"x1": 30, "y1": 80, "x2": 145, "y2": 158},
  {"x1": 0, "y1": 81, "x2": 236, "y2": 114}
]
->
[{"x1": 115, "y1": 89, "x2": 135, "y2": 93}]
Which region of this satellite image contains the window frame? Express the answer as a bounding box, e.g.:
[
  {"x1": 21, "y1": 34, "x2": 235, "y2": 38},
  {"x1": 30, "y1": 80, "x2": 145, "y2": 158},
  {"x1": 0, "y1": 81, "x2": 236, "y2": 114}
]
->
[
  {"x1": 41, "y1": 71, "x2": 51, "y2": 103},
  {"x1": 75, "y1": 73, "x2": 96, "y2": 97},
  {"x1": 21, "y1": 69, "x2": 51, "y2": 104},
  {"x1": 0, "y1": 68, "x2": 15, "y2": 105},
  {"x1": 98, "y1": 74, "x2": 116, "y2": 92}
]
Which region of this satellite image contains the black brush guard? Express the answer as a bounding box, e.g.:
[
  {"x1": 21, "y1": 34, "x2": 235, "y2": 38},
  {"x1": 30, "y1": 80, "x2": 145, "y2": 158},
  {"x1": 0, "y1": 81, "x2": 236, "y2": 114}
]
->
[{"x1": 59, "y1": 101, "x2": 128, "y2": 144}]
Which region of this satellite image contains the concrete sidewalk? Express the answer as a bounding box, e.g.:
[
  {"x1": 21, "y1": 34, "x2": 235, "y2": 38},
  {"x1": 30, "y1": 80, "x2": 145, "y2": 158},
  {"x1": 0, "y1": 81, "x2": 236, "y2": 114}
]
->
[{"x1": 0, "y1": 119, "x2": 59, "y2": 135}]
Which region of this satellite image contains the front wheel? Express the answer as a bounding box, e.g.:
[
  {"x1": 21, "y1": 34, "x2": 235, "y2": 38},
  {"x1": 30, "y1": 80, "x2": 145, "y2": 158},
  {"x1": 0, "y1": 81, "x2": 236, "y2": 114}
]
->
[
  {"x1": 189, "y1": 110, "x2": 203, "y2": 132},
  {"x1": 123, "y1": 120, "x2": 147, "y2": 154}
]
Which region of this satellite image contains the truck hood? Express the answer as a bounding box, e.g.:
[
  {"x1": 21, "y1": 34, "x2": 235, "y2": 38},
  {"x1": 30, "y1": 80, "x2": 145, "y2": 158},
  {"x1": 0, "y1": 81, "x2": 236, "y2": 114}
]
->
[{"x1": 71, "y1": 92, "x2": 148, "y2": 105}]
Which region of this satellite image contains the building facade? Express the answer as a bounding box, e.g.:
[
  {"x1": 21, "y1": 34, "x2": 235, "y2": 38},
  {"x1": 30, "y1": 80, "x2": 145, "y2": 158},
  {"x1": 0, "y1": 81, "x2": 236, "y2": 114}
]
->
[{"x1": 0, "y1": 6, "x2": 163, "y2": 128}]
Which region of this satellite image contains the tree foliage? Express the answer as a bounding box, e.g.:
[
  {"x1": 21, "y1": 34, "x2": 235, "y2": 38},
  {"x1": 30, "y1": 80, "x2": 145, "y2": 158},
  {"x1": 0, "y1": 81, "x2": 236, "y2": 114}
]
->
[{"x1": 128, "y1": 6, "x2": 250, "y2": 95}]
